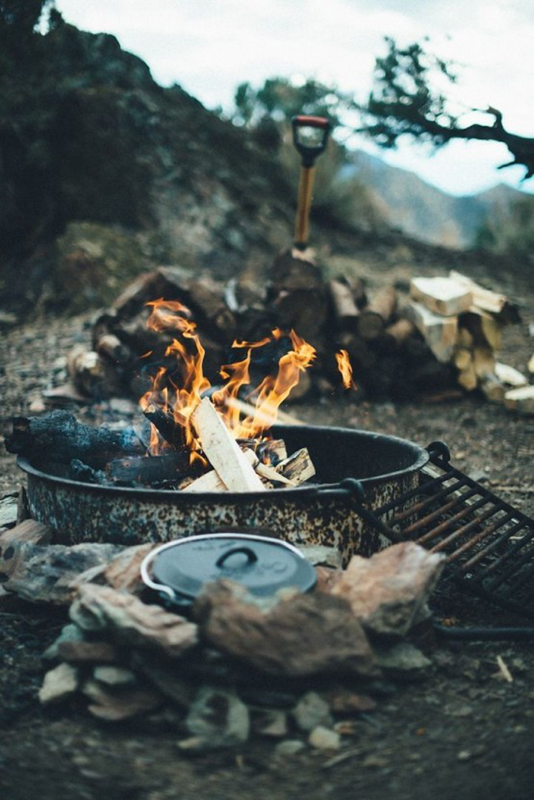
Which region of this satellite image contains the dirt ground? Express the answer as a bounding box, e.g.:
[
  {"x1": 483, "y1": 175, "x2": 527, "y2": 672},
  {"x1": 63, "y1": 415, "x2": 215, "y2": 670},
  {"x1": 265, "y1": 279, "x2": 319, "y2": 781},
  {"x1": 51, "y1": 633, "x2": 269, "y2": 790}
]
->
[{"x1": 1, "y1": 244, "x2": 533, "y2": 800}]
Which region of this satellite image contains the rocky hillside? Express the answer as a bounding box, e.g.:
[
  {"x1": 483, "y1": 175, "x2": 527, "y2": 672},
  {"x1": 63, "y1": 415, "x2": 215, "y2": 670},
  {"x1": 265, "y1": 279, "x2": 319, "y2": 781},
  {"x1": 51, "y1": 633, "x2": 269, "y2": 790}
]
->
[
  {"x1": 0, "y1": 18, "x2": 301, "y2": 314},
  {"x1": 344, "y1": 151, "x2": 528, "y2": 249}
]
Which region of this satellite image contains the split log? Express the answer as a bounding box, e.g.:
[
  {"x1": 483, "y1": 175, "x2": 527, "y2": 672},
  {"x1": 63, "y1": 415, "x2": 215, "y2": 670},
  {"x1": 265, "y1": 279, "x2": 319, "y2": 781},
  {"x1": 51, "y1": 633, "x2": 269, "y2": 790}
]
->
[
  {"x1": 357, "y1": 287, "x2": 397, "y2": 341},
  {"x1": 328, "y1": 279, "x2": 360, "y2": 332},
  {"x1": 457, "y1": 362, "x2": 478, "y2": 392},
  {"x1": 183, "y1": 448, "x2": 257, "y2": 493},
  {"x1": 5, "y1": 411, "x2": 143, "y2": 462},
  {"x1": 459, "y1": 309, "x2": 503, "y2": 351},
  {"x1": 256, "y1": 438, "x2": 288, "y2": 466},
  {"x1": 449, "y1": 271, "x2": 521, "y2": 323},
  {"x1": 453, "y1": 348, "x2": 472, "y2": 372},
  {"x1": 382, "y1": 318, "x2": 416, "y2": 350},
  {"x1": 410, "y1": 276, "x2": 472, "y2": 317},
  {"x1": 408, "y1": 301, "x2": 458, "y2": 363},
  {"x1": 192, "y1": 398, "x2": 265, "y2": 492},
  {"x1": 480, "y1": 374, "x2": 506, "y2": 404},
  {"x1": 472, "y1": 347, "x2": 495, "y2": 379},
  {"x1": 504, "y1": 385, "x2": 534, "y2": 415},
  {"x1": 106, "y1": 453, "x2": 190, "y2": 486},
  {"x1": 276, "y1": 448, "x2": 316, "y2": 485},
  {"x1": 494, "y1": 362, "x2": 528, "y2": 388}
]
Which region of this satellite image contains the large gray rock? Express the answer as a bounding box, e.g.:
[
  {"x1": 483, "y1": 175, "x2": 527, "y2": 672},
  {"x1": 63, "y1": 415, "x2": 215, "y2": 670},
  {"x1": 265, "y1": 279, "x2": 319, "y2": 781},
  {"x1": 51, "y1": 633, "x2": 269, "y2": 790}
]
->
[
  {"x1": 70, "y1": 584, "x2": 198, "y2": 658},
  {"x1": 332, "y1": 542, "x2": 445, "y2": 638},
  {"x1": 193, "y1": 580, "x2": 377, "y2": 678}
]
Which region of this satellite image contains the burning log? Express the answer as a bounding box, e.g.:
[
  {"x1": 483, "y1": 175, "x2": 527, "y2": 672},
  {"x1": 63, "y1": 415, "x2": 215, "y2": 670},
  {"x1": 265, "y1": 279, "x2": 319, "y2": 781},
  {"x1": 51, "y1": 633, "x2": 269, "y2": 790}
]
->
[
  {"x1": 276, "y1": 448, "x2": 316, "y2": 485},
  {"x1": 106, "y1": 453, "x2": 190, "y2": 486},
  {"x1": 142, "y1": 403, "x2": 184, "y2": 449},
  {"x1": 5, "y1": 410, "x2": 143, "y2": 462},
  {"x1": 192, "y1": 398, "x2": 265, "y2": 493}
]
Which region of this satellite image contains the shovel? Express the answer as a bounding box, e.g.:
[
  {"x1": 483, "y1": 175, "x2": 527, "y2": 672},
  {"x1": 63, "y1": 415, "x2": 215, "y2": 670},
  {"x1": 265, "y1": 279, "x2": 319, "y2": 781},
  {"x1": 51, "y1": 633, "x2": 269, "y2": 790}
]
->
[{"x1": 291, "y1": 115, "x2": 331, "y2": 252}]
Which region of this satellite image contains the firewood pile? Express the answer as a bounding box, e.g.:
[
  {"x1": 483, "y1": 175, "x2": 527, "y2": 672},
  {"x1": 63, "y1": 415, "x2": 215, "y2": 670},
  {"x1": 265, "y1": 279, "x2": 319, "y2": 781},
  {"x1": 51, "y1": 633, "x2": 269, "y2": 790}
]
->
[
  {"x1": 65, "y1": 251, "x2": 466, "y2": 405},
  {"x1": 407, "y1": 271, "x2": 530, "y2": 409}
]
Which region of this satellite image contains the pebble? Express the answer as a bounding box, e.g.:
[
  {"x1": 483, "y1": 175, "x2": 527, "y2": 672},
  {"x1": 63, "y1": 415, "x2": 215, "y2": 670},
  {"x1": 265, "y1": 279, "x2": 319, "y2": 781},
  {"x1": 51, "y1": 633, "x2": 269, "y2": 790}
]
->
[
  {"x1": 275, "y1": 739, "x2": 306, "y2": 757},
  {"x1": 308, "y1": 726, "x2": 341, "y2": 751},
  {"x1": 293, "y1": 691, "x2": 333, "y2": 732},
  {"x1": 39, "y1": 662, "x2": 79, "y2": 705},
  {"x1": 93, "y1": 666, "x2": 136, "y2": 686}
]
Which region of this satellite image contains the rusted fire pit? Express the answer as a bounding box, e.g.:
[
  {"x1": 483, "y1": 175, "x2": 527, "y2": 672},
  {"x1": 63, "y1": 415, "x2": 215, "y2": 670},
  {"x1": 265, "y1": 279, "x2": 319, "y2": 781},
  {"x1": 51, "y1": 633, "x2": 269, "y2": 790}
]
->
[{"x1": 18, "y1": 423, "x2": 429, "y2": 561}]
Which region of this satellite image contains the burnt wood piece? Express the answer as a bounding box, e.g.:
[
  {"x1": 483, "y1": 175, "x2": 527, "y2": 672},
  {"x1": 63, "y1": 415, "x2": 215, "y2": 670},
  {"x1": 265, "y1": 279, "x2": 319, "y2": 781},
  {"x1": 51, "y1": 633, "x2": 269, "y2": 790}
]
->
[
  {"x1": 4, "y1": 411, "x2": 143, "y2": 462},
  {"x1": 142, "y1": 404, "x2": 184, "y2": 450},
  {"x1": 106, "y1": 453, "x2": 190, "y2": 486},
  {"x1": 70, "y1": 459, "x2": 109, "y2": 485}
]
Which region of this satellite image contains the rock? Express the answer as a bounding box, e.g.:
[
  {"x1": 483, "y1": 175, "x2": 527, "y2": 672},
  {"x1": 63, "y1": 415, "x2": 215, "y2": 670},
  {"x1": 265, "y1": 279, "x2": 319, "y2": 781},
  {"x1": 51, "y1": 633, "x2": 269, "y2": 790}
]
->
[
  {"x1": 39, "y1": 662, "x2": 79, "y2": 706},
  {"x1": 57, "y1": 640, "x2": 121, "y2": 664},
  {"x1": 324, "y1": 688, "x2": 377, "y2": 715},
  {"x1": 185, "y1": 687, "x2": 250, "y2": 749},
  {"x1": 293, "y1": 692, "x2": 332, "y2": 732},
  {"x1": 252, "y1": 709, "x2": 288, "y2": 738},
  {"x1": 0, "y1": 520, "x2": 52, "y2": 550},
  {"x1": 93, "y1": 666, "x2": 136, "y2": 686},
  {"x1": 132, "y1": 652, "x2": 196, "y2": 709},
  {"x1": 308, "y1": 726, "x2": 341, "y2": 751},
  {"x1": 275, "y1": 739, "x2": 306, "y2": 757},
  {"x1": 193, "y1": 580, "x2": 377, "y2": 678},
  {"x1": 1, "y1": 542, "x2": 123, "y2": 605},
  {"x1": 297, "y1": 545, "x2": 343, "y2": 569},
  {"x1": 42, "y1": 623, "x2": 86, "y2": 661},
  {"x1": 0, "y1": 494, "x2": 18, "y2": 529},
  {"x1": 70, "y1": 584, "x2": 198, "y2": 658},
  {"x1": 83, "y1": 679, "x2": 162, "y2": 721},
  {"x1": 374, "y1": 642, "x2": 432, "y2": 677},
  {"x1": 103, "y1": 544, "x2": 155, "y2": 595},
  {"x1": 331, "y1": 542, "x2": 445, "y2": 638},
  {"x1": 315, "y1": 566, "x2": 343, "y2": 594}
]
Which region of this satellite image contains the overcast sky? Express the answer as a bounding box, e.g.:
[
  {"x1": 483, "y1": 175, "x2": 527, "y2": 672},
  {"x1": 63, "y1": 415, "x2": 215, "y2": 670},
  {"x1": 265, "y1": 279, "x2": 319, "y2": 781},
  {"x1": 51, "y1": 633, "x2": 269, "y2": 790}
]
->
[{"x1": 55, "y1": 0, "x2": 534, "y2": 197}]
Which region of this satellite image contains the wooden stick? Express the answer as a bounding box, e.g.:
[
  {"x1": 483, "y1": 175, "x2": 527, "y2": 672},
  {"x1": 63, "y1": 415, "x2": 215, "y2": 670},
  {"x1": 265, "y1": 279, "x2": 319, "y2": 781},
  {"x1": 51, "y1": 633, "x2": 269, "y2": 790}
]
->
[{"x1": 192, "y1": 398, "x2": 265, "y2": 492}]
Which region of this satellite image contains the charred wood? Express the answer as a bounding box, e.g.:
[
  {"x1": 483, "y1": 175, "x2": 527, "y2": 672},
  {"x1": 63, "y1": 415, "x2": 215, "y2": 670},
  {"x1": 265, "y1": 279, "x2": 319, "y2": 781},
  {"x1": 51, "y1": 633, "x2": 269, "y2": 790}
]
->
[{"x1": 5, "y1": 411, "x2": 143, "y2": 462}]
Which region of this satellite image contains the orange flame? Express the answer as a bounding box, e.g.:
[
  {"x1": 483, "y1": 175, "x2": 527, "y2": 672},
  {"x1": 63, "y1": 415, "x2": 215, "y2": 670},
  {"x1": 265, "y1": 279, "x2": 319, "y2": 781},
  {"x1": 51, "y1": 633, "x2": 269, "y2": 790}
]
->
[
  {"x1": 140, "y1": 300, "x2": 316, "y2": 455},
  {"x1": 335, "y1": 349, "x2": 357, "y2": 390}
]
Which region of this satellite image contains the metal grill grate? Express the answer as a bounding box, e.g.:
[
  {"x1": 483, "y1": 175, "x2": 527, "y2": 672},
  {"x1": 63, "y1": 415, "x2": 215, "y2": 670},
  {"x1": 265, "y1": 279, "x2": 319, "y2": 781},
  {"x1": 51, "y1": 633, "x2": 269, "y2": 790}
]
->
[{"x1": 372, "y1": 443, "x2": 534, "y2": 619}]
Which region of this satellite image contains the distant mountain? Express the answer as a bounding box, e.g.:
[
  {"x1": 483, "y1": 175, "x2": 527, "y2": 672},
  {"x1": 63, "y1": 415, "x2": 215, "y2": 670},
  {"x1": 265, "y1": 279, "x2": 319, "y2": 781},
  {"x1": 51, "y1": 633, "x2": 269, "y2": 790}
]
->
[{"x1": 341, "y1": 151, "x2": 527, "y2": 249}]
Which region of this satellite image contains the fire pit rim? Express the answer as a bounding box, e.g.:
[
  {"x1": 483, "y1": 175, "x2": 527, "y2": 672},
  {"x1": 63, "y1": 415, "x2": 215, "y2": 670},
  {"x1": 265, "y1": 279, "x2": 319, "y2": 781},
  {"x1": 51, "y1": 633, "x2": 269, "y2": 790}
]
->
[{"x1": 16, "y1": 423, "x2": 429, "y2": 498}]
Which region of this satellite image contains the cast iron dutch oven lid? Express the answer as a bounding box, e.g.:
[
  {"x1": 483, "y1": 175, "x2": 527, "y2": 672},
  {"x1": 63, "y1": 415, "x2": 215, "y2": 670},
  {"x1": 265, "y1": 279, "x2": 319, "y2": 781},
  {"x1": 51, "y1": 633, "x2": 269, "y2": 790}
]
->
[{"x1": 141, "y1": 532, "x2": 317, "y2": 606}]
